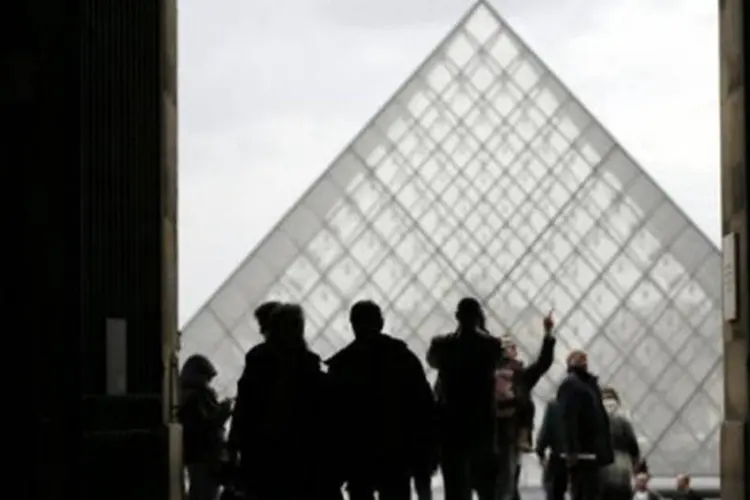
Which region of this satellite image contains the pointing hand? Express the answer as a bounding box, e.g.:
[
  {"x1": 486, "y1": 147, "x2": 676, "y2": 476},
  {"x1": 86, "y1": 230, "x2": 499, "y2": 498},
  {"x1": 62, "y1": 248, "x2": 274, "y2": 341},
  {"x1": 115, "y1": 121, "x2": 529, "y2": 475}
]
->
[{"x1": 543, "y1": 310, "x2": 555, "y2": 333}]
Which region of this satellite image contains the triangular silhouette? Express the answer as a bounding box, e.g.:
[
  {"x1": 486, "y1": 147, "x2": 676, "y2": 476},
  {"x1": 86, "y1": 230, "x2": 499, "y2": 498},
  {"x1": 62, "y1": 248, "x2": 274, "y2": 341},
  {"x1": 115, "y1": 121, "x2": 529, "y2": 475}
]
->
[{"x1": 181, "y1": 0, "x2": 722, "y2": 481}]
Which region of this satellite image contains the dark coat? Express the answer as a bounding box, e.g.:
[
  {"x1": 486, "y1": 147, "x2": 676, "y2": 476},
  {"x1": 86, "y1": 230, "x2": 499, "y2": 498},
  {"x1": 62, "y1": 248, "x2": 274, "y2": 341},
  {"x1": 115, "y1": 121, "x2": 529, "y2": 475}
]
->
[
  {"x1": 229, "y1": 342, "x2": 334, "y2": 498},
  {"x1": 556, "y1": 368, "x2": 614, "y2": 466},
  {"x1": 327, "y1": 333, "x2": 437, "y2": 482},
  {"x1": 179, "y1": 384, "x2": 231, "y2": 464},
  {"x1": 600, "y1": 413, "x2": 640, "y2": 487},
  {"x1": 179, "y1": 355, "x2": 231, "y2": 465},
  {"x1": 535, "y1": 400, "x2": 564, "y2": 459},
  {"x1": 427, "y1": 329, "x2": 505, "y2": 449}
]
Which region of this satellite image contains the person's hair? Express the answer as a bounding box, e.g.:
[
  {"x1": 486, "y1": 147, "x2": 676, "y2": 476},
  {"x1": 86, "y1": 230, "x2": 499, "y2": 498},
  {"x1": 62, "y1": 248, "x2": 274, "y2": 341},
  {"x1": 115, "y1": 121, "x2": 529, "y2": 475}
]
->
[
  {"x1": 566, "y1": 349, "x2": 587, "y2": 367},
  {"x1": 179, "y1": 354, "x2": 217, "y2": 387},
  {"x1": 456, "y1": 297, "x2": 483, "y2": 326},
  {"x1": 349, "y1": 300, "x2": 384, "y2": 337},
  {"x1": 255, "y1": 301, "x2": 282, "y2": 333},
  {"x1": 601, "y1": 386, "x2": 620, "y2": 402},
  {"x1": 267, "y1": 303, "x2": 306, "y2": 350}
]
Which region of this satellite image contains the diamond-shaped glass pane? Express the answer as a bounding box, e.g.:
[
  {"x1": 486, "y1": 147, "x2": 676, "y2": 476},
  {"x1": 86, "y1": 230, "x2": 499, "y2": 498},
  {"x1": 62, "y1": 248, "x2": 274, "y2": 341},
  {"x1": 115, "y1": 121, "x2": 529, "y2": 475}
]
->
[{"x1": 181, "y1": 1, "x2": 723, "y2": 484}]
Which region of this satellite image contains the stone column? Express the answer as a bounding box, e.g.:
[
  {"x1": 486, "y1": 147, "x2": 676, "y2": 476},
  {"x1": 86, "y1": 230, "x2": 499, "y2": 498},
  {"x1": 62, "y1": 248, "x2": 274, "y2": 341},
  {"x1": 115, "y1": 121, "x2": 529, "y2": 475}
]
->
[
  {"x1": 161, "y1": 0, "x2": 182, "y2": 498},
  {"x1": 12, "y1": 0, "x2": 180, "y2": 497},
  {"x1": 719, "y1": 2, "x2": 749, "y2": 500}
]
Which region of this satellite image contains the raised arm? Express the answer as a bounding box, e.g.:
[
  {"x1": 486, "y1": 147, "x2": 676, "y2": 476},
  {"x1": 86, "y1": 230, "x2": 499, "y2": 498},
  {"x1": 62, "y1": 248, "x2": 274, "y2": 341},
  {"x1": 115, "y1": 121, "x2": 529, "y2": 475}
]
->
[
  {"x1": 522, "y1": 314, "x2": 556, "y2": 388},
  {"x1": 522, "y1": 333, "x2": 556, "y2": 389}
]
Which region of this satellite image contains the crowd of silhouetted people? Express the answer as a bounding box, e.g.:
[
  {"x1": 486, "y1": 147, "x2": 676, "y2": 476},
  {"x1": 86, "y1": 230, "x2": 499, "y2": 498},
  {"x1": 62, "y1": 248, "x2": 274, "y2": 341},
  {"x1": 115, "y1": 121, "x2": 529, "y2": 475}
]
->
[{"x1": 178, "y1": 298, "x2": 706, "y2": 500}]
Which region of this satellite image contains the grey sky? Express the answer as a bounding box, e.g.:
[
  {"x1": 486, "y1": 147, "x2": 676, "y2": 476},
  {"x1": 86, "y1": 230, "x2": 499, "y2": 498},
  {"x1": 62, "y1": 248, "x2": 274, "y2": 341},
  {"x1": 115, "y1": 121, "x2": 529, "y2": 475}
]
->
[{"x1": 178, "y1": 0, "x2": 720, "y2": 324}]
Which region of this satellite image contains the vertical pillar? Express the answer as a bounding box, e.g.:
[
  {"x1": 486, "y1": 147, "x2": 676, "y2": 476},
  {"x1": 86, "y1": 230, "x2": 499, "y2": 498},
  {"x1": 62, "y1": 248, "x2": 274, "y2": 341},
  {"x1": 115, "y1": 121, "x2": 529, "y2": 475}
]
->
[
  {"x1": 161, "y1": 0, "x2": 182, "y2": 496},
  {"x1": 719, "y1": 2, "x2": 749, "y2": 500},
  {"x1": 12, "y1": 0, "x2": 179, "y2": 498},
  {"x1": 76, "y1": 0, "x2": 181, "y2": 498}
]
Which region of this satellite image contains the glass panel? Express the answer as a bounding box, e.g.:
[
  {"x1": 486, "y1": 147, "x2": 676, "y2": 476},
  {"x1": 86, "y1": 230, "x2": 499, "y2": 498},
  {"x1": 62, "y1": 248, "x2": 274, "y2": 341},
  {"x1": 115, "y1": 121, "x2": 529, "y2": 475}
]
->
[
  {"x1": 326, "y1": 254, "x2": 367, "y2": 296},
  {"x1": 463, "y1": 4, "x2": 501, "y2": 45},
  {"x1": 587, "y1": 334, "x2": 621, "y2": 380},
  {"x1": 182, "y1": 309, "x2": 227, "y2": 357},
  {"x1": 230, "y1": 312, "x2": 262, "y2": 354},
  {"x1": 687, "y1": 427, "x2": 720, "y2": 475},
  {"x1": 306, "y1": 281, "x2": 343, "y2": 322},
  {"x1": 610, "y1": 362, "x2": 650, "y2": 413},
  {"x1": 653, "y1": 363, "x2": 696, "y2": 410},
  {"x1": 652, "y1": 420, "x2": 700, "y2": 474},
  {"x1": 681, "y1": 392, "x2": 722, "y2": 438},
  {"x1": 306, "y1": 229, "x2": 345, "y2": 270},
  {"x1": 633, "y1": 391, "x2": 675, "y2": 442},
  {"x1": 327, "y1": 201, "x2": 367, "y2": 244}
]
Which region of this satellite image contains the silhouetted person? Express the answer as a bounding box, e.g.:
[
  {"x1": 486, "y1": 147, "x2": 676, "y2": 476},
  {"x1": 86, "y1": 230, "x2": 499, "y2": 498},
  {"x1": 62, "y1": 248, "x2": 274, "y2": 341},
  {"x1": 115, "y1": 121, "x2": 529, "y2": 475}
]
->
[
  {"x1": 229, "y1": 304, "x2": 336, "y2": 500},
  {"x1": 327, "y1": 300, "x2": 437, "y2": 500},
  {"x1": 675, "y1": 474, "x2": 703, "y2": 500},
  {"x1": 179, "y1": 355, "x2": 233, "y2": 500},
  {"x1": 599, "y1": 387, "x2": 641, "y2": 500},
  {"x1": 556, "y1": 350, "x2": 613, "y2": 500},
  {"x1": 427, "y1": 297, "x2": 505, "y2": 500},
  {"x1": 535, "y1": 400, "x2": 567, "y2": 500},
  {"x1": 498, "y1": 313, "x2": 556, "y2": 500},
  {"x1": 227, "y1": 301, "x2": 282, "y2": 468},
  {"x1": 255, "y1": 301, "x2": 282, "y2": 339}
]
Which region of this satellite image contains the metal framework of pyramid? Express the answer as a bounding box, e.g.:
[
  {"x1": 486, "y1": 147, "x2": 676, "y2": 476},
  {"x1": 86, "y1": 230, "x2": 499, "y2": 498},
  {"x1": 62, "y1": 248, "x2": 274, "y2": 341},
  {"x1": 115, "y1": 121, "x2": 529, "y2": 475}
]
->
[{"x1": 180, "y1": 1, "x2": 723, "y2": 481}]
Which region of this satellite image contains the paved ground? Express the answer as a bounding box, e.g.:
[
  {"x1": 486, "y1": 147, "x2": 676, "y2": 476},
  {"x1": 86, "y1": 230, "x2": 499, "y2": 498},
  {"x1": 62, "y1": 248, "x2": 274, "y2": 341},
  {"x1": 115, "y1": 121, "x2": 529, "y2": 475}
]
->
[{"x1": 429, "y1": 476, "x2": 720, "y2": 500}]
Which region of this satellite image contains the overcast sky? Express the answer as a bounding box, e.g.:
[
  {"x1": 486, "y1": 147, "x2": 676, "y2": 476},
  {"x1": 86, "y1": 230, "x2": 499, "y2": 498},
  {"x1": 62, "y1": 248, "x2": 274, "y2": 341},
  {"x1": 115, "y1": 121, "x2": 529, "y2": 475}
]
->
[{"x1": 178, "y1": 0, "x2": 720, "y2": 325}]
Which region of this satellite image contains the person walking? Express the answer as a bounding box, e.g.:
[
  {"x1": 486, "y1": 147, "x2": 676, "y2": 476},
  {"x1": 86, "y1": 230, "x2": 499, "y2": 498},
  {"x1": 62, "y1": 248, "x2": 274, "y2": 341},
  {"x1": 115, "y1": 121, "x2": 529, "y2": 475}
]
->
[
  {"x1": 427, "y1": 298, "x2": 506, "y2": 500},
  {"x1": 535, "y1": 399, "x2": 566, "y2": 500},
  {"x1": 556, "y1": 350, "x2": 614, "y2": 500},
  {"x1": 598, "y1": 387, "x2": 641, "y2": 500},
  {"x1": 327, "y1": 300, "x2": 437, "y2": 500}
]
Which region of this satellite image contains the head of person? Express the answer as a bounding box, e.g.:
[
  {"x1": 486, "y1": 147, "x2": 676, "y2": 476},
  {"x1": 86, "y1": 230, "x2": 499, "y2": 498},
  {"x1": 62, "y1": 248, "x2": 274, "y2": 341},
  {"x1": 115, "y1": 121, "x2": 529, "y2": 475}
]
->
[
  {"x1": 634, "y1": 473, "x2": 650, "y2": 491},
  {"x1": 255, "y1": 301, "x2": 282, "y2": 338},
  {"x1": 267, "y1": 303, "x2": 306, "y2": 351},
  {"x1": 502, "y1": 334, "x2": 518, "y2": 359},
  {"x1": 566, "y1": 350, "x2": 589, "y2": 373},
  {"x1": 676, "y1": 474, "x2": 691, "y2": 492},
  {"x1": 456, "y1": 297, "x2": 485, "y2": 331},
  {"x1": 179, "y1": 354, "x2": 217, "y2": 389},
  {"x1": 350, "y1": 300, "x2": 384, "y2": 339},
  {"x1": 601, "y1": 386, "x2": 621, "y2": 414}
]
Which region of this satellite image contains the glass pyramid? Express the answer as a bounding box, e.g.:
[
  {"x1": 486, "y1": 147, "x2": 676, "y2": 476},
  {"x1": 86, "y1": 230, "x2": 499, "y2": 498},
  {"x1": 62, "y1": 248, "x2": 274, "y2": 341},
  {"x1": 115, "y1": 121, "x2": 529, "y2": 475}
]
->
[{"x1": 180, "y1": 0, "x2": 722, "y2": 482}]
